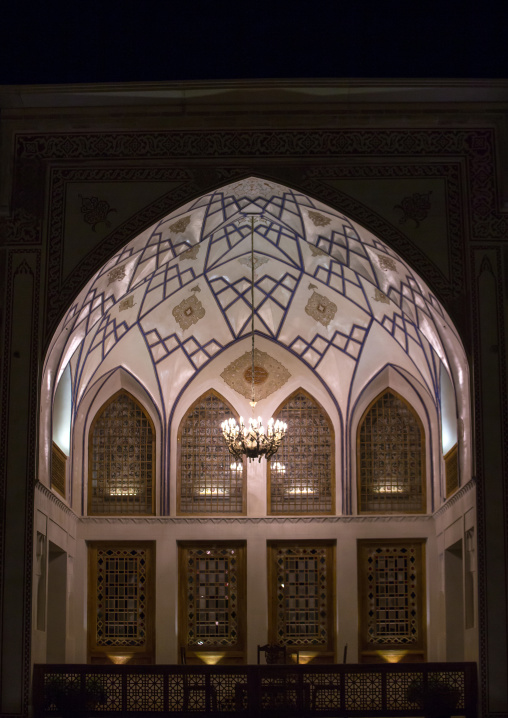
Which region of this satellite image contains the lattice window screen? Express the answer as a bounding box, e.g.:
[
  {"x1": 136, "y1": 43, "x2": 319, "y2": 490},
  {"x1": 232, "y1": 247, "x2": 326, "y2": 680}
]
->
[
  {"x1": 358, "y1": 541, "x2": 425, "y2": 659},
  {"x1": 269, "y1": 391, "x2": 334, "y2": 514},
  {"x1": 178, "y1": 392, "x2": 245, "y2": 515},
  {"x1": 358, "y1": 391, "x2": 425, "y2": 513},
  {"x1": 268, "y1": 542, "x2": 335, "y2": 654},
  {"x1": 88, "y1": 543, "x2": 155, "y2": 663},
  {"x1": 51, "y1": 441, "x2": 67, "y2": 498},
  {"x1": 181, "y1": 544, "x2": 245, "y2": 649},
  {"x1": 89, "y1": 392, "x2": 155, "y2": 515}
]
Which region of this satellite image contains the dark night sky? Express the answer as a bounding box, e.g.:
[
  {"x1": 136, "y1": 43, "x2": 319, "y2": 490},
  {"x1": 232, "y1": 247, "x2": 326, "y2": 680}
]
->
[{"x1": 1, "y1": 0, "x2": 507, "y2": 85}]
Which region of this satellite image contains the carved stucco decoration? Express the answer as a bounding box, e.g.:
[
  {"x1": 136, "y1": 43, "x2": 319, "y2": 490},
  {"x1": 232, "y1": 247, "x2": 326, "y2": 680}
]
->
[
  {"x1": 372, "y1": 288, "x2": 390, "y2": 304},
  {"x1": 228, "y1": 177, "x2": 286, "y2": 199},
  {"x1": 394, "y1": 191, "x2": 432, "y2": 228},
  {"x1": 179, "y1": 244, "x2": 200, "y2": 261},
  {"x1": 119, "y1": 296, "x2": 135, "y2": 311},
  {"x1": 169, "y1": 216, "x2": 191, "y2": 233},
  {"x1": 238, "y1": 254, "x2": 269, "y2": 270},
  {"x1": 377, "y1": 254, "x2": 397, "y2": 272},
  {"x1": 79, "y1": 195, "x2": 117, "y2": 231},
  {"x1": 309, "y1": 244, "x2": 328, "y2": 257},
  {"x1": 108, "y1": 265, "x2": 126, "y2": 284},
  {"x1": 172, "y1": 294, "x2": 205, "y2": 331},
  {"x1": 221, "y1": 348, "x2": 291, "y2": 401},
  {"x1": 308, "y1": 210, "x2": 331, "y2": 227},
  {"x1": 305, "y1": 291, "x2": 338, "y2": 327}
]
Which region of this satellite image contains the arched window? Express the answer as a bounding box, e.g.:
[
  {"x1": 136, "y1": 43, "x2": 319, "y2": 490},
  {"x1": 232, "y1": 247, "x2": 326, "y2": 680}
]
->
[
  {"x1": 357, "y1": 390, "x2": 425, "y2": 514},
  {"x1": 88, "y1": 391, "x2": 155, "y2": 515},
  {"x1": 268, "y1": 390, "x2": 334, "y2": 515},
  {"x1": 177, "y1": 390, "x2": 246, "y2": 515}
]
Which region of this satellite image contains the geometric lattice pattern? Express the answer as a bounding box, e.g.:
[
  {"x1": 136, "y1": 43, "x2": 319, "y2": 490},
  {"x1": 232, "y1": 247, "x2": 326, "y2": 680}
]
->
[
  {"x1": 272, "y1": 544, "x2": 330, "y2": 647},
  {"x1": 184, "y1": 545, "x2": 242, "y2": 647},
  {"x1": 178, "y1": 392, "x2": 245, "y2": 515},
  {"x1": 126, "y1": 674, "x2": 165, "y2": 711},
  {"x1": 51, "y1": 441, "x2": 66, "y2": 498},
  {"x1": 269, "y1": 391, "x2": 334, "y2": 514},
  {"x1": 344, "y1": 672, "x2": 383, "y2": 710},
  {"x1": 360, "y1": 543, "x2": 423, "y2": 650},
  {"x1": 358, "y1": 390, "x2": 425, "y2": 513},
  {"x1": 89, "y1": 391, "x2": 154, "y2": 515},
  {"x1": 445, "y1": 442, "x2": 459, "y2": 498},
  {"x1": 96, "y1": 547, "x2": 147, "y2": 646}
]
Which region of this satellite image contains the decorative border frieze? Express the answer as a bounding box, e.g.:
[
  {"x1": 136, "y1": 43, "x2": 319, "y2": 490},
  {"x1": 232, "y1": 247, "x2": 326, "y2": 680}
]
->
[
  {"x1": 79, "y1": 514, "x2": 434, "y2": 525},
  {"x1": 432, "y1": 477, "x2": 477, "y2": 519}
]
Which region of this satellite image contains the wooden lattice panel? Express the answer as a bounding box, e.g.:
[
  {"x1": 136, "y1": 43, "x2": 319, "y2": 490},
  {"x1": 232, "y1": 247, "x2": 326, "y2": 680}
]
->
[
  {"x1": 178, "y1": 391, "x2": 245, "y2": 515},
  {"x1": 358, "y1": 541, "x2": 425, "y2": 660},
  {"x1": 179, "y1": 542, "x2": 246, "y2": 656},
  {"x1": 358, "y1": 390, "x2": 425, "y2": 513},
  {"x1": 88, "y1": 391, "x2": 155, "y2": 515},
  {"x1": 268, "y1": 542, "x2": 335, "y2": 656},
  {"x1": 51, "y1": 441, "x2": 67, "y2": 498},
  {"x1": 269, "y1": 391, "x2": 334, "y2": 514},
  {"x1": 444, "y1": 443, "x2": 459, "y2": 497},
  {"x1": 88, "y1": 543, "x2": 155, "y2": 663}
]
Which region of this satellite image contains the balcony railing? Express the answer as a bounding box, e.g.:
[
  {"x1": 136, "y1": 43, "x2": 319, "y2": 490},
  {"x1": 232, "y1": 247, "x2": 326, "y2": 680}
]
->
[{"x1": 33, "y1": 662, "x2": 477, "y2": 717}]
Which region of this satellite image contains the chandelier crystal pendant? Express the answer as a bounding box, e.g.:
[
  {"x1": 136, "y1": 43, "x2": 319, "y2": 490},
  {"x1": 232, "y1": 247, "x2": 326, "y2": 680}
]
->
[{"x1": 221, "y1": 216, "x2": 287, "y2": 462}]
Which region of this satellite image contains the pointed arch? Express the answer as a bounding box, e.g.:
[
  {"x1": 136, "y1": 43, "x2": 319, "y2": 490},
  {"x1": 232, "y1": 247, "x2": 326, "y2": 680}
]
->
[
  {"x1": 268, "y1": 388, "x2": 335, "y2": 515},
  {"x1": 177, "y1": 389, "x2": 246, "y2": 515},
  {"x1": 357, "y1": 389, "x2": 425, "y2": 514},
  {"x1": 88, "y1": 389, "x2": 155, "y2": 515}
]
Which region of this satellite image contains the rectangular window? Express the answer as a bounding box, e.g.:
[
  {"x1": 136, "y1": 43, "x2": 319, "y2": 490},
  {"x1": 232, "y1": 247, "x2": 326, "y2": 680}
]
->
[
  {"x1": 358, "y1": 540, "x2": 426, "y2": 663},
  {"x1": 267, "y1": 541, "x2": 336, "y2": 663},
  {"x1": 88, "y1": 542, "x2": 155, "y2": 664},
  {"x1": 178, "y1": 542, "x2": 246, "y2": 664}
]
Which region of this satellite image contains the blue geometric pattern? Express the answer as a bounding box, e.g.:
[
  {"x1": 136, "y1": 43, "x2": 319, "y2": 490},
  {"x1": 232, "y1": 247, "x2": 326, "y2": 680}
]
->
[{"x1": 53, "y1": 178, "x2": 460, "y2": 424}]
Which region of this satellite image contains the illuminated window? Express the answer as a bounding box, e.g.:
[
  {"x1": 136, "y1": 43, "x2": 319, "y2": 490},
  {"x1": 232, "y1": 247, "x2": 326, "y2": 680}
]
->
[
  {"x1": 88, "y1": 542, "x2": 155, "y2": 664},
  {"x1": 267, "y1": 541, "x2": 335, "y2": 662},
  {"x1": 357, "y1": 390, "x2": 425, "y2": 514},
  {"x1": 178, "y1": 391, "x2": 245, "y2": 515},
  {"x1": 88, "y1": 391, "x2": 155, "y2": 515},
  {"x1": 268, "y1": 390, "x2": 334, "y2": 515},
  {"x1": 358, "y1": 540, "x2": 426, "y2": 662},
  {"x1": 178, "y1": 542, "x2": 246, "y2": 663}
]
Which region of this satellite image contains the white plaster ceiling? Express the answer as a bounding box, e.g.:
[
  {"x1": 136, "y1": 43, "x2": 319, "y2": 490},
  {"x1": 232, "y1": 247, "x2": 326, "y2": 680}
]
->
[{"x1": 51, "y1": 177, "x2": 464, "y2": 424}]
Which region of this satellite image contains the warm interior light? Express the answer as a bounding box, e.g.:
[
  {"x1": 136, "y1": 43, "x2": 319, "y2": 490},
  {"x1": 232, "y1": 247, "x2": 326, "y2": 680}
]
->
[
  {"x1": 109, "y1": 488, "x2": 139, "y2": 496},
  {"x1": 196, "y1": 487, "x2": 229, "y2": 496},
  {"x1": 107, "y1": 653, "x2": 133, "y2": 664},
  {"x1": 377, "y1": 650, "x2": 408, "y2": 663},
  {"x1": 272, "y1": 462, "x2": 286, "y2": 472},
  {"x1": 285, "y1": 487, "x2": 315, "y2": 495},
  {"x1": 297, "y1": 651, "x2": 318, "y2": 664},
  {"x1": 230, "y1": 462, "x2": 243, "y2": 471},
  {"x1": 372, "y1": 481, "x2": 405, "y2": 494},
  {"x1": 195, "y1": 652, "x2": 225, "y2": 665}
]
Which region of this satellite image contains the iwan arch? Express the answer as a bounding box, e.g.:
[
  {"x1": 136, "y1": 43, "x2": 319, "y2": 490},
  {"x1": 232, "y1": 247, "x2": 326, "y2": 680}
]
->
[{"x1": 0, "y1": 81, "x2": 507, "y2": 716}]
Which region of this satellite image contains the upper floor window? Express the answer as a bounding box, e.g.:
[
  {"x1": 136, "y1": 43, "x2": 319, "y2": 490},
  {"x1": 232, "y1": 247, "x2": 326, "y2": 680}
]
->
[
  {"x1": 268, "y1": 390, "x2": 334, "y2": 515},
  {"x1": 178, "y1": 390, "x2": 246, "y2": 515},
  {"x1": 357, "y1": 390, "x2": 425, "y2": 514},
  {"x1": 88, "y1": 391, "x2": 155, "y2": 515}
]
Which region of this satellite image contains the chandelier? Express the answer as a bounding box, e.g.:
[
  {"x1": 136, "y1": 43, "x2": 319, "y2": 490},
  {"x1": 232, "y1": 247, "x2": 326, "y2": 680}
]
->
[{"x1": 221, "y1": 216, "x2": 287, "y2": 462}]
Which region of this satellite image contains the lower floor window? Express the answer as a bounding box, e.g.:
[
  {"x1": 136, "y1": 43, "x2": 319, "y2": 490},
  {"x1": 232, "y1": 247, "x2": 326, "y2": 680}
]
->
[{"x1": 88, "y1": 542, "x2": 155, "y2": 664}]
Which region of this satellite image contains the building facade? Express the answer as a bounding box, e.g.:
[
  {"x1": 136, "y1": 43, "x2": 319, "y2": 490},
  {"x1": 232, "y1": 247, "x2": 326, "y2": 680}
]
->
[{"x1": 0, "y1": 80, "x2": 507, "y2": 716}]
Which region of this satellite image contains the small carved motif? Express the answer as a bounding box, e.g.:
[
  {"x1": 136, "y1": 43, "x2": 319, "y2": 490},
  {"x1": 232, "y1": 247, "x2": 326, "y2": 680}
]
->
[
  {"x1": 179, "y1": 244, "x2": 200, "y2": 261},
  {"x1": 173, "y1": 295, "x2": 205, "y2": 330},
  {"x1": 308, "y1": 283, "x2": 318, "y2": 290},
  {"x1": 238, "y1": 254, "x2": 269, "y2": 270},
  {"x1": 372, "y1": 288, "x2": 390, "y2": 304},
  {"x1": 108, "y1": 265, "x2": 126, "y2": 284},
  {"x1": 377, "y1": 255, "x2": 397, "y2": 272},
  {"x1": 308, "y1": 210, "x2": 331, "y2": 227},
  {"x1": 169, "y1": 216, "x2": 191, "y2": 233},
  {"x1": 79, "y1": 195, "x2": 117, "y2": 231},
  {"x1": 119, "y1": 296, "x2": 134, "y2": 311},
  {"x1": 305, "y1": 291, "x2": 338, "y2": 327},
  {"x1": 394, "y1": 191, "x2": 432, "y2": 228},
  {"x1": 221, "y1": 349, "x2": 291, "y2": 401},
  {"x1": 309, "y1": 244, "x2": 327, "y2": 257},
  {"x1": 191, "y1": 285, "x2": 201, "y2": 292},
  {"x1": 229, "y1": 177, "x2": 281, "y2": 199}
]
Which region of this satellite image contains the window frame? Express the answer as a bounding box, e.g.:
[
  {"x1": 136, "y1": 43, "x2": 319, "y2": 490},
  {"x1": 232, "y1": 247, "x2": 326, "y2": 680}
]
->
[
  {"x1": 356, "y1": 388, "x2": 426, "y2": 515},
  {"x1": 267, "y1": 388, "x2": 335, "y2": 516},
  {"x1": 87, "y1": 389, "x2": 156, "y2": 516},
  {"x1": 177, "y1": 389, "x2": 246, "y2": 516}
]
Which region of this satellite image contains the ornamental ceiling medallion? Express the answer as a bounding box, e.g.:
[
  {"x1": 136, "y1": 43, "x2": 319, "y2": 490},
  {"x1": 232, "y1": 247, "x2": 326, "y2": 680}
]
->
[
  {"x1": 172, "y1": 295, "x2": 205, "y2": 331},
  {"x1": 305, "y1": 291, "x2": 338, "y2": 327},
  {"x1": 221, "y1": 349, "x2": 291, "y2": 401}
]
